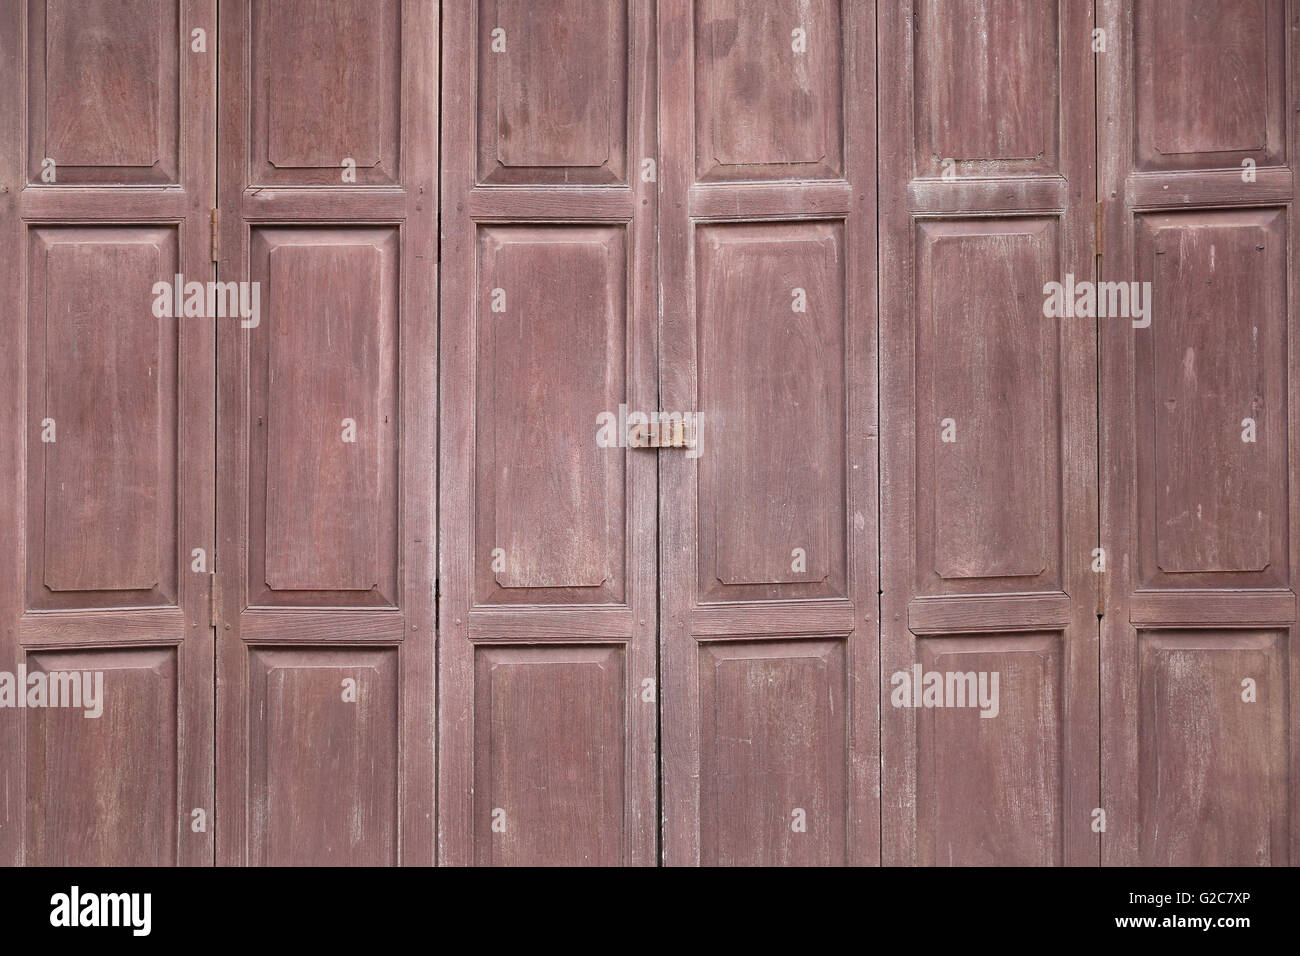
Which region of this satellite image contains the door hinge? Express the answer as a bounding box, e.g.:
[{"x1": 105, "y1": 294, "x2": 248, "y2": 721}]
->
[
  {"x1": 209, "y1": 570, "x2": 219, "y2": 630},
  {"x1": 1095, "y1": 200, "x2": 1104, "y2": 262},
  {"x1": 210, "y1": 208, "x2": 220, "y2": 263},
  {"x1": 628, "y1": 414, "x2": 698, "y2": 450}
]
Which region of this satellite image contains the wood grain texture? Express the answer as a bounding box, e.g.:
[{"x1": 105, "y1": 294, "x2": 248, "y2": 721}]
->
[
  {"x1": 660, "y1": 0, "x2": 877, "y2": 866},
  {"x1": 1, "y1": 0, "x2": 216, "y2": 866},
  {"x1": 218, "y1": 0, "x2": 437, "y2": 866},
  {"x1": 880, "y1": 0, "x2": 1098, "y2": 866},
  {"x1": 440, "y1": 0, "x2": 657, "y2": 866},
  {"x1": 1099, "y1": 0, "x2": 1299, "y2": 866}
]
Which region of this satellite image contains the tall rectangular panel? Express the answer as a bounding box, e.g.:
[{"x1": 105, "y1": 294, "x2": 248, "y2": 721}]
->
[
  {"x1": 0, "y1": 0, "x2": 215, "y2": 866},
  {"x1": 27, "y1": 227, "x2": 178, "y2": 606},
  {"x1": 475, "y1": 227, "x2": 626, "y2": 603},
  {"x1": 660, "y1": 0, "x2": 876, "y2": 865},
  {"x1": 696, "y1": 223, "x2": 844, "y2": 598},
  {"x1": 217, "y1": 0, "x2": 437, "y2": 865},
  {"x1": 440, "y1": 0, "x2": 657, "y2": 865},
  {"x1": 880, "y1": 0, "x2": 1099, "y2": 865},
  {"x1": 915, "y1": 635, "x2": 1062, "y2": 866},
  {"x1": 1100, "y1": 0, "x2": 1300, "y2": 866}
]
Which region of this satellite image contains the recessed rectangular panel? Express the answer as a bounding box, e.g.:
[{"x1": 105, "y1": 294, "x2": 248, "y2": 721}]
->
[
  {"x1": 1136, "y1": 209, "x2": 1288, "y2": 587},
  {"x1": 696, "y1": 222, "x2": 845, "y2": 601},
  {"x1": 475, "y1": 226, "x2": 626, "y2": 604},
  {"x1": 248, "y1": 647, "x2": 398, "y2": 866},
  {"x1": 474, "y1": 645, "x2": 625, "y2": 866},
  {"x1": 26, "y1": 647, "x2": 177, "y2": 865},
  {"x1": 250, "y1": 0, "x2": 401, "y2": 184},
  {"x1": 915, "y1": 0, "x2": 1058, "y2": 173},
  {"x1": 28, "y1": 227, "x2": 178, "y2": 609},
  {"x1": 1136, "y1": 0, "x2": 1284, "y2": 169},
  {"x1": 477, "y1": 0, "x2": 628, "y2": 183},
  {"x1": 1138, "y1": 631, "x2": 1288, "y2": 865},
  {"x1": 249, "y1": 227, "x2": 400, "y2": 607},
  {"x1": 694, "y1": 0, "x2": 843, "y2": 181},
  {"x1": 699, "y1": 639, "x2": 847, "y2": 866},
  {"x1": 914, "y1": 633, "x2": 1062, "y2": 866},
  {"x1": 917, "y1": 220, "x2": 1059, "y2": 591},
  {"x1": 31, "y1": 0, "x2": 178, "y2": 183}
]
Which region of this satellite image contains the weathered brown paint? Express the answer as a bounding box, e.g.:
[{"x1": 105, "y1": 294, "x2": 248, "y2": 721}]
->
[{"x1": 216, "y1": 0, "x2": 437, "y2": 866}]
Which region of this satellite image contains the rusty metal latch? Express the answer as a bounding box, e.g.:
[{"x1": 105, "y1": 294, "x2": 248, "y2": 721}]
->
[{"x1": 627, "y1": 416, "x2": 697, "y2": 450}]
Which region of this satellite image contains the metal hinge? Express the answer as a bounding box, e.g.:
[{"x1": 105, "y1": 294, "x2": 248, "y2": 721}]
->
[
  {"x1": 628, "y1": 415, "x2": 698, "y2": 450},
  {"x1": 1095, "y1": 200, "x2": 1104, "y2": 261},
  {"x1": 210, "y1": 208, "x2": 220, "y2": 262},
  {"x1": 209, "y1": 570, "x2": 219, "y2": 630}
]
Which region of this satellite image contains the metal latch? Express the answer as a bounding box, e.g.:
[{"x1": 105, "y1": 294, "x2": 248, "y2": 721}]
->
[{"x1": 628, "y1": 416, "x2": 698, "y2": 450}]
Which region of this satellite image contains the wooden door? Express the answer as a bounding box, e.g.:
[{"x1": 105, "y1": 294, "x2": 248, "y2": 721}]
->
[
  {"x1": 438, "y1": 0, "x2": 659, "y2": 865},
  {"x1": 216, "y1": 0, "x2": 437, "y2": 865},
  {"x1": 879, "y1": 0, "x2": 1100, "y2": 865},
  {"x1": 0, "y1": 0, "x2": 216, "y2": 865},
  {"x1": 1099, "y1": 0, "x2": 1300, "y2": 865},
  {"x1": 659, "y1": 0, "x2": 878, "y2": 866}
]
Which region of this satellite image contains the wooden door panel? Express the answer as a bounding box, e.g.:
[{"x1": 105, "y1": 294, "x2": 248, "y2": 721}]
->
[
  {"x1": 697, "y1": 223, "x2": 844, "y2": 598},
  {"x1": 217, "y1": 0, "x2": 437, "y2": 865},
  {"x1": 28, "y1": 227, "x2": 179, "y2": 603},
  {"x1": 0, "y1": 0, "x2": 216, "y2": 866},
  {"x1": 254, "y1": 0, "x2": 400, "y2": 183},
  {"x1": 693, "y1": 0, "x2": 843, "y2": 181},
  {"x1": 698, "y1": 639, "x2": 848, "y2": 866},
  {"x1": 1100, "y1": 0, "x2": 1299, "y2": 866},
  {"x1": 660, "y1": 0, "x2": 876, "y2": 866},
  {"x1": 26, "y1": 647, "x2": 178, "y2": 866},
  {"x1": 440, "y1": 0, "x2": 657, "y2": 866},
  {"x1": 28, "y1": 0, "x2": 180, "y2": 184},
  {"x1": 916, "y1": 220, "x2": 1061, "y2": 588},
  {"x1": 247, "y1": 647, "x2": 399, "y2": 866},
  {"x1": 475, "y1": 227, "x2": 627, "y2": 602},
  {"x1": 1136, "y1": 631, "x2": 1289, "y2": 866},
  {"x1": 915, "y1": 634, "x2": 1062, "y2": 866},
  {"x1": 880, "y1": 0, "x2": 1098, "y2": 866},
  {"x1": 479, "y1": 0, "x2": 628, "y2": 182},
  {"x1": 248, "y1": 227, "x2": 400, "y2": 606},
  {"x1": 473, "y1": 645, "x2": 626, "y2": 866}
]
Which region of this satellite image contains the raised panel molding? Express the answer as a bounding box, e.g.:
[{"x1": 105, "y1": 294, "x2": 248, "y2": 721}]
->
[
  {"x1": 475, "y1": 226, "x2": 626, "y2": 604},
  {"x1": 250, "y1": 0, "x2": 401, "y2": 184},
  {"x1": 916, "y1": 219, "x2": 1060, "y2": 591},
  {"x1": 248, "y1": 227, "x2": 401, "y2": 608},
  {"x1": 914, "y1": 0, "x2": 1060, "y2": 175},
  {"x1": 30, "y1": 0, "x2": 178, "y2": 184},
  {"x1": 696, "y1": 222, "x2": 845, "y2": 599},
  {"x1": 694, "y1": 0, "x2": 844, "y2": 181},
  {"x1": 477, "y1": 0, "x2": 628, "y2": 184},
  {"x1": 27, "y1": 227, "x2": 179, "y2": 610}
]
